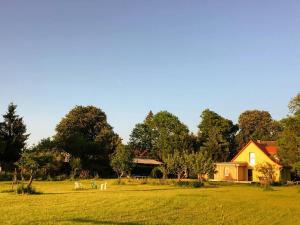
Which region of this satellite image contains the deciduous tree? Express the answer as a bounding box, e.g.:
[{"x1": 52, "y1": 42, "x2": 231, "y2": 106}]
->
[
  {"x1": 54, "y1": 105, "x2": 120, "y2": 174},
  {"x1": 110, "y1": 144, "x2": 134, "y2": 180},
  {"x1": 235, "y1": 110, "x2": 281, "y2": 150}
]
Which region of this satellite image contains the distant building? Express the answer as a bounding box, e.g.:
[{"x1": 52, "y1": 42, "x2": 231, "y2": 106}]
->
[
  {"x1": 213, "y1": 140, "x2": 291, "y2": 183},
  {"x1": 132, "y1": 158, "x2": 163, "y2": 177}
]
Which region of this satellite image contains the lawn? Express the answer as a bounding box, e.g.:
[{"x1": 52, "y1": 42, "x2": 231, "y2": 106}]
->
[{"x1": 0, "y1": 180, "x2": 300, "y2": 225}]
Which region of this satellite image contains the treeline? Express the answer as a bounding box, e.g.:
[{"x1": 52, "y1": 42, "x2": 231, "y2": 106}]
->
[{"x1": 0, "y1": 93, "x2": 299, "y2": 181}]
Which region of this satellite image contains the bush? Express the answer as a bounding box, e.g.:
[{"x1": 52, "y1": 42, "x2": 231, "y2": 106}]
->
[
  {"x1": 191, "y1": 181, "x2": 204, "y2": 188},
  {"x1": 175, "y1": 180, "x2": 204, "y2": 188},
  {"x1": 16, "y1": 184, "x2": 40, "y2": 194}
]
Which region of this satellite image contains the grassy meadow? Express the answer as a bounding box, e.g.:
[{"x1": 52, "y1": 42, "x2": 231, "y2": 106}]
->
[{"x1": 0, "y1": 180, "x2": 300, "y2": 225}]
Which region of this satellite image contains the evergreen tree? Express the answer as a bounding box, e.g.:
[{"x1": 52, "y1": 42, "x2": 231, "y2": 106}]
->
[
  {"x1": 198, "y1": 109, "x2": 237, "y2": 160},
  {"x1": 0, "y1": 103, "x2": 29, "y2": 169}
]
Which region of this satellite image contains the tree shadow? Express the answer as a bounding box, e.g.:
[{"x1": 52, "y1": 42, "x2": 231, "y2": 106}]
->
[{"x1": 69, "y1": 218, "x2": 144, "y2": 225}]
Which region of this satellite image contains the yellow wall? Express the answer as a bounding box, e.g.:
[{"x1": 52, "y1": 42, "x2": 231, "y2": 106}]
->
[
  {"x1": 232, "y1": 142, "x2": 281, "y2": 182},
  {"x1": 214, "y1": 164, "x2": 247, "y2": 181}
]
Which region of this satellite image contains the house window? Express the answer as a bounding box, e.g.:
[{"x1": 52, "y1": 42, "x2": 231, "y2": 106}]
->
[
  {"x1": 224, "y1": 167, "x2": 230, "y2": 177},
  {"x1": 249, "y1": 152, "x2": 255, "y2": 166}
]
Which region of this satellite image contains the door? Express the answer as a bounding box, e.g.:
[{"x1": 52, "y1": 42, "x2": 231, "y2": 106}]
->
[{"x1": 248, "y1": 169, "x2": 253, "y2": 181}]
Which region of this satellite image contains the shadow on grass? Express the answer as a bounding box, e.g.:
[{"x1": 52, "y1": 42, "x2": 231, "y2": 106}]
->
[{"x1": 69, "y1": 218, "x2": 143, "y2": 225}]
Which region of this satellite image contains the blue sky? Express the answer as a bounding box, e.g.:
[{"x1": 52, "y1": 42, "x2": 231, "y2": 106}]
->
[{"x1": 0, "y1": 1, "x2": 300, "y2": 146}]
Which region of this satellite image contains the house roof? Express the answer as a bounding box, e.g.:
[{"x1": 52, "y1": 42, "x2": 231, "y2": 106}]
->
[
  {"x1": 231, "y1": 140, "x2": 281, "y2": 166},
  {"x1": 133, "y1": 158, "x2": 163, "y2": 165},
  {"x1": 254, "y1": 140, "x2": 278, "y2": 156}
]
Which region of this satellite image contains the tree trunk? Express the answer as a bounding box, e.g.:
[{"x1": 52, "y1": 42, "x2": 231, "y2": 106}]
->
[
  {"x1": 27, "y1": 170, "x2": 34, "y2": 188},
  {"x1": 197, "y1": 174, "x2": 203, "y2": 182},
  {"x1": 177, "y1": 173, "x2": 181, "y2": 181}
]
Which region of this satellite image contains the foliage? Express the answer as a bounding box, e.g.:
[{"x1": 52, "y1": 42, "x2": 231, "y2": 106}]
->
[
  {"x1": 278, "y1": 94, "x2": 300, "y2": 176},
  {"x1": 255, "y1": 162, "x2": 276, "y2": 189},
  {"x1": 70, "y1": 157, "x2": 82, "y2": 178},
  {"x1": 235, "y1": 110, "x2": 281, "y2": 150},
  {"x1": 129, "y1": 111, "x2": 192, "y2": 161},
  {"x1": 149, "y1": 111, "x2": 191, "y2": 160},
  {"x1": 110, "y1": 144, "x2": 134, "y2": 179},
  {"x1": 164, "y1": 151, "x2": 190, "y2": 180},
  {"x1": 189, "y1": 151, "x2": 215, "y2": 181},
  {"x1": 198, "y1": 109, "x2": 238, "y2": 160},
  {"x1": 30, "y1": 138, "x2": 57, "y2": 152},
  {"x1": 16, "y1": 183, "x2": 39, "y2": 194},
  {"x1": 288, "y1": 92, "x2": 300, "y2": 115},
  {"x1": 0, "y1": 103, "x2": 29, "y2": 169},
  {"x1": 175, "y1": 180, "x2": 204, "y2": 188},
  {"x1": 129, "y1": 122, "x2": 156, "y2": 158},
  {"x1": 16, "y1": 149, "x2": 66, "y2": 187},
  {"x1": 54, "y1": 105, "x2": 120, "y2": 174},
  {"x1": 200, "y1": 128, "x2": 230, "y2": 162}
]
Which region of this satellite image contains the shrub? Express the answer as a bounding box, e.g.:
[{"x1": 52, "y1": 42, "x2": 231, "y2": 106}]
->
[
  {"x1": 175, "y1": 180, "x2": 204, "y2": 188},
  {"x1": 16, "y1": 184, "x2": 40, "y2": 194},
  {"x1": 191, "y1": 181, "x2": 204, "y2": 188}
]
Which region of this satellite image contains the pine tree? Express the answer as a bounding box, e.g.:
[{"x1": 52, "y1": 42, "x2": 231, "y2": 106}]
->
[{"x1": 0, "y1": 103, "x2": 29, "y2": 169}]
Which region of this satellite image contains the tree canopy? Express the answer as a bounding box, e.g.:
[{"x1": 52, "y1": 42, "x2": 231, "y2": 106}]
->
[
  {"x1": 278, "y1": 93, "x2": 300, "y2": 175},
  {"x1": 0, "y1": 103, "x2": 29, "y2": 169},
  {"x1": 54, "y1": 105, "x2": 120, "y2": 174},
  {"x1": 198, "y1": 109, "x2": 238, "y2": 161},
  {"x1": 235, "y1": 110, "x2": 281, "y2": 150}
]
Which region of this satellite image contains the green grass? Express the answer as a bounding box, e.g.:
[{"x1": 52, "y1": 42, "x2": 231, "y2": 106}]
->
[{"x1": 0, "y1": 180, "x2": 300, "y2": 225}]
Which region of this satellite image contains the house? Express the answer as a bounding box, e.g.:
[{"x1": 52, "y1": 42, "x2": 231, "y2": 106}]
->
[
  {"x1": 213, "y1": 140, "x2": 291, "y2": 183},
  {"x1": 132, "y1": 158, "x2": 163, "y2": 177}
]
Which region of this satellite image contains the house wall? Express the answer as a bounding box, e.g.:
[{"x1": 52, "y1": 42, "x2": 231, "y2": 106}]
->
[{"x1": 232, "y1": 142, "x2": 281, "y2": 182}]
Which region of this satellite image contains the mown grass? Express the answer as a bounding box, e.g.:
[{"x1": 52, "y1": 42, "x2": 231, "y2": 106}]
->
[{"x1": 0, "y1": 179, "x2": 300, "y2": 225}]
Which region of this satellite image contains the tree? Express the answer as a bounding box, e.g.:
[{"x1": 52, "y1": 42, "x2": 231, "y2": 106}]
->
[
  {"x1": 164, "y1": 151, "x2": 190, "y2": 181},
  {"x1": 288, "y1": 93, "x2": 300, "y2": 115},
  {"x1": 277, "y1": 94, "x2": 300, "y2": 176},
  {"x1": 128, "y1": 111, "x2": 191, "y2": 161},
  {"x1": 190, "y1": 151, "x2": 215, "y2": 181},
  {"x1": 150, "y1": 111, "x2": 191, "y2": 160},
  {"x1": 235, "y1": 110, "x2": 281, "y2": 150},
  {"x1": 31, "y1": 137, "x2": 57, "y2": 152},
  {"x1": 144, "y1": 110, "x2": 154, "y2": 123},
  {"x1": 198, "y1": 109, "x2": 238, "y2": 160},
  {"x1": 128, "y1": 123, "x2": 156, "y2": 158},
  {"x1": 200, "y1": 128, "x2": 230, "y2": 162},
  {"x1": 54, "y1": 105, "x2": 120, "y2": 174},
  {"x1": 110, "y1": 144, "x2": 134, "y2": 180},
  {"x1": 0, "y1": 103, "x2": 29, "y2": 169},
  {"x1": 70, "y1": 157, "x2": 82, "y2": 179},
  {"x1": 255, "y1": 162, "x2": 276, "y2": 188},
  {"x1": 16, "y1": 149, "x2": 64, "y2": 189}
]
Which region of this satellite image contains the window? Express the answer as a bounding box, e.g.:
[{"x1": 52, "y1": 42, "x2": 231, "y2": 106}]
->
[
  {"x1": 224, "y1": 167, "x2": 230, "y2": 176},
  {"x1": 249, "y1": 152, "x2": 255, "y2": 166}
]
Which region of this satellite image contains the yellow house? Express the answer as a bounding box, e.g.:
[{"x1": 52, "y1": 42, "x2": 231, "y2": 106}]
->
[{"x1": 214, "y1": 140, "x2": 291, "y2": 183}]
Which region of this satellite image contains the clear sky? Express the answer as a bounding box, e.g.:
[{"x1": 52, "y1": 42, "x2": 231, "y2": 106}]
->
[{"x1": 0, "y1": 1, "x2": 300, "y2": 146}]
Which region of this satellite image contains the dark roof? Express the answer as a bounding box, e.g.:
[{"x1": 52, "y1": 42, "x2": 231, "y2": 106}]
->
[{"x1": 133, "y1": 158, "x2": 163, "y2": 165}]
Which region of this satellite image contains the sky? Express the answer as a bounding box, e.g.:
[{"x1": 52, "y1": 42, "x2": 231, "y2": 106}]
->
[{"x1": 0, "y1": 1, "x2": 300, "y2": 146}]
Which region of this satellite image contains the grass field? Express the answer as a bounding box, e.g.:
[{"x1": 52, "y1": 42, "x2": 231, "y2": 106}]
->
[{"x1": 0, "y1": 180, "x2": 300, "y2": 225}]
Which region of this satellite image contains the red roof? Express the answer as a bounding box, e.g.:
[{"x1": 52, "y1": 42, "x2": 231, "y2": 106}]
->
[
  {"x1": 254, "y1": 140, "x2": 278, "y2": 156},
  {"x1": 231, "y1": 140, "x2": 281, "y2": 166}
]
